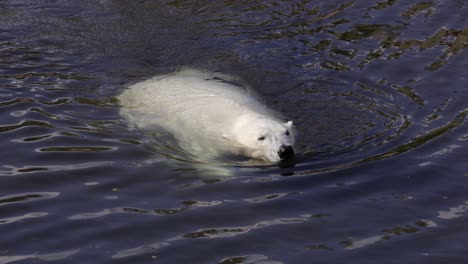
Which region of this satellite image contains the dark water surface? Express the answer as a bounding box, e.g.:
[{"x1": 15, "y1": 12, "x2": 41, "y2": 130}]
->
[{"x1": 1, "y1": 0, "x2": 467, "y2": 263}]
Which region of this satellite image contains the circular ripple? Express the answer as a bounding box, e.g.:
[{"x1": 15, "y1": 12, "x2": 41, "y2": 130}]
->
[{"x1": 283, "y1": 78, "x2": 407, "y2": 157}]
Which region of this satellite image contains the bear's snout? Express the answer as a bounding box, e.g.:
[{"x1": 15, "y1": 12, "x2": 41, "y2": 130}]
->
[{"x1": 278, "y1": 145, "x2": 294, "y2": 161}]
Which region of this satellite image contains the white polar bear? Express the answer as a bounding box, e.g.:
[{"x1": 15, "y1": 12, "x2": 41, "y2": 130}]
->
[{"x1": 118, "y1": 69, "x2": 295, "y2": 163}]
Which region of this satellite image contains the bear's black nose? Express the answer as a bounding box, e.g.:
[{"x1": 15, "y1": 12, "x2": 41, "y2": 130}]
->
[{"x1": 278, "y1": 145, "x2": 294, "y2": 160}]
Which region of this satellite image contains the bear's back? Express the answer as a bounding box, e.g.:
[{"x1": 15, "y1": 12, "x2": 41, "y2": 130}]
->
[{"x1": 119, "y1": 69, "x2": 270, "y2": 132}]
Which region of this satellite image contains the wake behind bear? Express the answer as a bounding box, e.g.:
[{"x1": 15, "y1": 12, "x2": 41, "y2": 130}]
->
[{"x1": 119, "y1": 69, "x2": 295, "y2": 164}]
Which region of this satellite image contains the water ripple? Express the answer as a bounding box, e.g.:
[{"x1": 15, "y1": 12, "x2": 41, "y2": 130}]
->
[
  {"x1": 219, "y1": 254, "x2": 282, "y2": 264},
  {"x1": 0, "y1": 212, "x2": 48, "y2": 225},
  {"x1": 0, "y1": 249, "x2": 79, "y2": 264},
  {"x1": 69, "y1": 199, "x2": 223, "y2": 220},
  {"x1": 437, "y1": 201, "x2": 468, "y2": 219},
  {"x1": 243, "y1": 193, "x2": 289, "y2": 203},
  {"x1": 112, "y1": 214, "x2": 313, "y2": 259},
  {"x1": 0, "y1": 192, "x2": 59, "y2": 206},
  {"x1": 0, "y1": 120, "x2": 53, "y2": 133},
  {"x1": 112, "y1": 242, "x2": 169, "y2": 259},
  {"x1": 341, "y1": 219, "x2": 438, "y2": 250},
  {"x1": 0, "y1": 161, "x2": 113, "y2": 176},
  {"x1": 297, "y1": 110, "x2": 467, "y2": 175},
  {"x1": 36, "y1": 146, "x2": 117, "y2": 152},
  {"x1": 182, "y1": 215, "x2": 311, "y2": 239}
]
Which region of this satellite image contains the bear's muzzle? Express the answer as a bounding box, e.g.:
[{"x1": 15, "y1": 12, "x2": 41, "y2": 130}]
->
[{"x1": 278, "y1": 145, "x2": 294, "y2": 161}]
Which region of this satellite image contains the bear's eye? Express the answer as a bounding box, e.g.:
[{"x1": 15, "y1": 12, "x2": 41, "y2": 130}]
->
[
  {"x1": 258, "y1": 136, "x2": 266, "y2": 141},
  {"x1": 285, "y1": 130, "x2": 290, "y2": 136}
]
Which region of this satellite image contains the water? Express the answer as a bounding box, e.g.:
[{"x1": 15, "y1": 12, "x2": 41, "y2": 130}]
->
[{"x1": 0, "y1": 0, "x2": 467, "y2": 263}]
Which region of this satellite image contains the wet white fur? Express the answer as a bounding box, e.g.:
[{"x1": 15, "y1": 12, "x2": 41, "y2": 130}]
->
[{"x1": 118, "y1": 69, "x2": 294, "y2": 163}]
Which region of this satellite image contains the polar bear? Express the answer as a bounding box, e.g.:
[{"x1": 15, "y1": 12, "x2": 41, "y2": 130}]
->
[{"x1": 118, "y1": 69, "x2": 295, "y2": 163}]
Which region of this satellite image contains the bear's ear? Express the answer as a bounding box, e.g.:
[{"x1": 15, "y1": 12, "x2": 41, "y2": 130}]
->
[
  {"x1": 285, "y1": 121, "x2": 293, "y2": 128},
  {"x1": 222, "y1": 133, "x2": 231, "y2": 141}
]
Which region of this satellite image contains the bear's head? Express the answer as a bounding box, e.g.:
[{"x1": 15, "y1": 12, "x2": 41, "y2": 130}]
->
[{"x1": 227, "y1": 115, "x2": 295, "y2": 163}]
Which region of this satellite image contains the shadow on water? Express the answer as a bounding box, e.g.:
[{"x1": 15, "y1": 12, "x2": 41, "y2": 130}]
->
[{"x1": 0, "y1": 0, "x2": 467, "y2": 263}]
